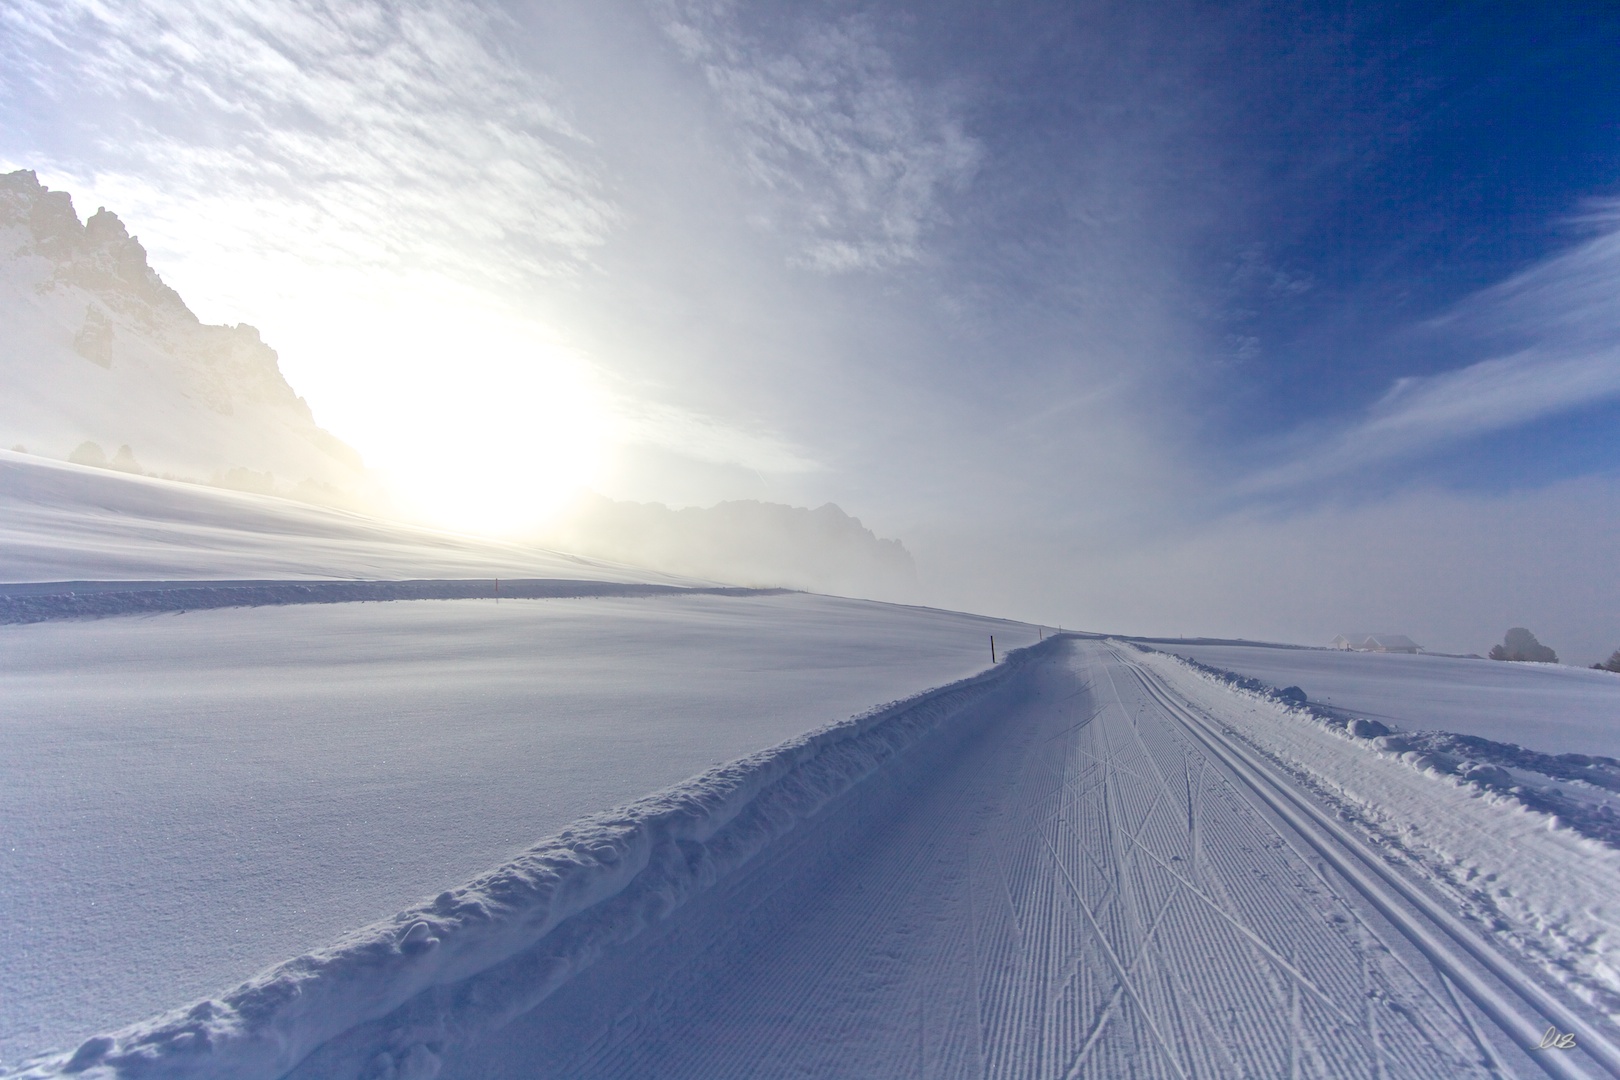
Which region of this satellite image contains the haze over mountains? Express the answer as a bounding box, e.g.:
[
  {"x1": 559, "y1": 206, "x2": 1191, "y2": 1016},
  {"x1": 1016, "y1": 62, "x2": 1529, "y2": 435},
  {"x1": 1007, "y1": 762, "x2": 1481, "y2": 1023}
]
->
[
  {"x1": 0, "y1": 170, "x2": 376, "y2": 508},
  {"x1": 543, "y1": 495, "x2": 916, "y2": 600},
  {"x1": 0, "y1": 170, "x2": 915, "y2": 597}
]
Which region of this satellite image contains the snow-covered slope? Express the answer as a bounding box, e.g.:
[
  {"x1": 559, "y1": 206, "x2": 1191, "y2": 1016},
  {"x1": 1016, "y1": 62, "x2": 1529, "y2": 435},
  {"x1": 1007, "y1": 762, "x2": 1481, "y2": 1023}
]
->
[
  {"x1": 0, "y1": 449, "x2": 692, "y2": 584},
  {"x1": 0, "y1": 593, "x2": 1037, "y2": 1069},
  {"x1": 0, "y1": 171, "x2": 372, "y2": 508}
]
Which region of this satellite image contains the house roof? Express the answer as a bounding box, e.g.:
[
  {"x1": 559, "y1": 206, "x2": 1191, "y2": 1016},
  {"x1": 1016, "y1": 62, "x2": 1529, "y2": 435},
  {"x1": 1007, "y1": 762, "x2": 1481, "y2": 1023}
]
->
[{"x1": 1332, "y1": 633, "x2": 1421, "y2": 650}]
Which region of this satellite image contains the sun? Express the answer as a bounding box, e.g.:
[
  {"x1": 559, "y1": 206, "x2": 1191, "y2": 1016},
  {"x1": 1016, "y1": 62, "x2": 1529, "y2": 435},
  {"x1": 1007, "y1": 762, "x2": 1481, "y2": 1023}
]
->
[{"x1": 290, "y1": 301, "x2": 609, "y2": 537}]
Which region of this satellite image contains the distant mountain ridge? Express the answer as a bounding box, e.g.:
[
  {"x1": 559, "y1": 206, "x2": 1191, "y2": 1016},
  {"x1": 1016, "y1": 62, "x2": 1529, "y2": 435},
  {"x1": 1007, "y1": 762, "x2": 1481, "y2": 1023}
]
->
[
  {"x1": 0, "y1": 171, "x2": 918, "y2": 601},
  {"x1": 543, "y1": 495, "x2": 918, "y2": 600},
  {"x1": 0, "y1": 170, "x2": 376, "y2": 508}
]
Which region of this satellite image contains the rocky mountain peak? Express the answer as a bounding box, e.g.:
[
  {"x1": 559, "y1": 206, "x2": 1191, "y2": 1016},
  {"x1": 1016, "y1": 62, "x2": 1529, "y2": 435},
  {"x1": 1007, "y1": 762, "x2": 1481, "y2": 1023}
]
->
[
  {"x1": 0, "y1": 169, "x2": 375, "y2": 508},
  {"x1": 1, "y1": 169, "x2": 189, "y2": 317},
  {"x1": 84, "y1": 206, "x2": 130, "y2": 245}
]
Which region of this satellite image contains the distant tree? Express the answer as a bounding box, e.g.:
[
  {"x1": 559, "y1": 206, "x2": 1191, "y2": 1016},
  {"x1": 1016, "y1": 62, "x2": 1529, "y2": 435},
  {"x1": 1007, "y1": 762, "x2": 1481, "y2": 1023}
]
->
[
  {"x1": 68, "y1": 441, "x2": 107, "y2": 468},
  {"x1": 109, "y1": 444, "x2": 143, "y2": 473},
  {"x1": 1488, "y1": 627, "x2": 1558, "y2": 664},
  {"x1": 1594, "y1": 650, "x2": 1620, "y2": 673}
]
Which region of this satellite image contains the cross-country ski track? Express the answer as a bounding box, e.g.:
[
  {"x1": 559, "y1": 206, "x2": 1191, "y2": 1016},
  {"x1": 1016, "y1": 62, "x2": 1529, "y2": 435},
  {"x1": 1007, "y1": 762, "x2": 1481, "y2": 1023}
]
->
[
  {"x1": 446, "y1": 636, "x2": 1605, "y2": 1080},
  {"x1": 335, "y1": 638, "x2": 1618, "y2": 1078},
  {"x1": 18, "y1": 636, "x2": 1617, "y2": 1080}
]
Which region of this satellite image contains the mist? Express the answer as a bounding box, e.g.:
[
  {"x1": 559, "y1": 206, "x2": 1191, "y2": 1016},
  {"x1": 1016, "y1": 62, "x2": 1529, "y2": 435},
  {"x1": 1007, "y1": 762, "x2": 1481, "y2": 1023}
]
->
[
  {"x1": 914, "y1": 476, "x2": 1620, "y2": 666},
  {"x1": 542, "y1": 496, "x2": 918, "y2": 601},
  {"x1": 3, "y1": 1, "x2": 1618, "y2": 658}
]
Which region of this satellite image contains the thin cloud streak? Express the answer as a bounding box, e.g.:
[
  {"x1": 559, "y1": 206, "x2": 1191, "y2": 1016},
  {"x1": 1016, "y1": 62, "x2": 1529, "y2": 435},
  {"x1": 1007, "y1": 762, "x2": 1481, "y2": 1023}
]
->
[
  {"x1": 1241, "y1": 347, "x2": 1620, "y2": 495},
  {"x1": 610, "y1": 395, "x2": 822, "y2": 475},
  {"x1": 1436, "y1": 199, "x2": 1620, "y2": 350},
  {"x1": 658, "y1": 0, "x2": 980, "y2": 272},
  {"x1": 1366, "y1": 351, "x2": 1620, "y2": 444},
  {"x1": 1239, "y1": 209, "x2": 1620, "y2": 498}
]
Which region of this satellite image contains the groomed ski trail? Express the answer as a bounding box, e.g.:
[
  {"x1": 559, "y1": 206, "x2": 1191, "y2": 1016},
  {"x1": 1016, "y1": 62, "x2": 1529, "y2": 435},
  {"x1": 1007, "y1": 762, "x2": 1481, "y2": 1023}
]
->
[{"x1": 415, "y1": 638, "x2": 1608, "y2": 1079}]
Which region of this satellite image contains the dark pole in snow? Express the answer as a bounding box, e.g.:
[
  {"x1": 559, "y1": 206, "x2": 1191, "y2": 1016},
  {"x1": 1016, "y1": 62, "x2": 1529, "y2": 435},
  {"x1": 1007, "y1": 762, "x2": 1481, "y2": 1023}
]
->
[{"x1": 991, "y1": 635, "x2": 996, "y2": 663}]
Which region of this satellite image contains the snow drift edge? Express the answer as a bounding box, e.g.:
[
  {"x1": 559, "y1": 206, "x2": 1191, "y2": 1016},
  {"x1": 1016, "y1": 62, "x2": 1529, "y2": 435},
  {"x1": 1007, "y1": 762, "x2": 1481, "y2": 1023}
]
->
[{"x1": 13, "y1": 636, "x2": 1058, "y2": 1080}]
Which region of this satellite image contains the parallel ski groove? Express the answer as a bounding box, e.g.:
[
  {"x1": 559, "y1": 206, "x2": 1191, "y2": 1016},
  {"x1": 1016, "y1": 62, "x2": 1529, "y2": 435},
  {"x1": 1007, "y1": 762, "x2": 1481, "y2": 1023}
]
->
[
  {"x1": 1115, "y1": 647, "x2": 1617, "y2": 1080},
  {"x1": 371, "y1": 640, "x2": 1593, "y2": 1079}
]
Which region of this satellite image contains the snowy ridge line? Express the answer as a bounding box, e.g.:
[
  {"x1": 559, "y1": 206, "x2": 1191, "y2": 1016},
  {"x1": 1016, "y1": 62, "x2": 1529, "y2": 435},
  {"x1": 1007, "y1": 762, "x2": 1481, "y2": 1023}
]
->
[
  {"x1": 0, "y1": 579, "x2": 791, "y2": 624},
  {"x1": 1115, "y1": 647, "x2": 1620, "y2": 1080},
  {"x1": 1146, "y1": 645, "x2": 1620, "y2": 849},
  {"x1": 10, "y1": 637, "x2": 1058, "y2": 1080}
]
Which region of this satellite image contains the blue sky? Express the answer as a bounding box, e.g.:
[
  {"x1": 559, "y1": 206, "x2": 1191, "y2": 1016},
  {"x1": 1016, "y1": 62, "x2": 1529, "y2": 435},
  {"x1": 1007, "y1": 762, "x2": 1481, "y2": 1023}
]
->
[{"x1": 3, "y1": 0, "x2": 1618, "y2": 657}]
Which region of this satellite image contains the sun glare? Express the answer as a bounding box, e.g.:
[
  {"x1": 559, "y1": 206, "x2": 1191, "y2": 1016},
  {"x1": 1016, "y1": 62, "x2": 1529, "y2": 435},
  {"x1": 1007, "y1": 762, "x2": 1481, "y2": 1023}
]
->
[{"x1": 289, "y1": 303, "x2": 608, "y2": 536}]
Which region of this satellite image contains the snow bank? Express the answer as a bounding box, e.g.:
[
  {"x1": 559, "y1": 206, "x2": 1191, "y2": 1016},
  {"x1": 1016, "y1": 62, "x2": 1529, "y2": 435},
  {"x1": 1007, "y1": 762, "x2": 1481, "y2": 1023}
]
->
[
  {"x1": 1133, "y1": 644, "x2": 1620, "y2": 1023},
  {"x1": 0, "y1": 578, "x2": 782, "y2": 625},
  {"x1": 1159, "y1": 647, "x2": 1620, "y2": 847},
  {"x1": 10, "y1": 638, "x2": 1055, "y2": 1080}
]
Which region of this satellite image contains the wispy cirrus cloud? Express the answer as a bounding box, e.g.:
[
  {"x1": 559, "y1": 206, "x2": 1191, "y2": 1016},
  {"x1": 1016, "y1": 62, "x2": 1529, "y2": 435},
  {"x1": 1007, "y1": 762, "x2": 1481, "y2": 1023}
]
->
[
  {"x1": 1243, "y1": 348, "x2": 1620, "y2": 494},
  {"x1": 0, "y1": 0, "x2": 618, "y2": 292},
  {"x1": 657, "y1": 0, "x2": 980, "y2": 272},
  {"x1": 1368, "y1": 349, "x2": 1620, "y2": 446},
  {"x1": 1434, "y1": 198, "x2": 1620, "y2": 351},
  {"x1": 1241, "y1": 206, "x2": 1620, "y2": 496},
  {"x1": 611, "y1": 395, "x2": 821, "y2": 475}
]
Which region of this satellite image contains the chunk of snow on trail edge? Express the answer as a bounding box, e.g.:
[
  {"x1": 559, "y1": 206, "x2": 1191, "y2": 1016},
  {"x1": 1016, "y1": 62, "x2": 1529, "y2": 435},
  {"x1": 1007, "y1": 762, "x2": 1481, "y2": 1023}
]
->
[{"x1": 9, "y1": 637, "x2": 1060, "y2": 1080}]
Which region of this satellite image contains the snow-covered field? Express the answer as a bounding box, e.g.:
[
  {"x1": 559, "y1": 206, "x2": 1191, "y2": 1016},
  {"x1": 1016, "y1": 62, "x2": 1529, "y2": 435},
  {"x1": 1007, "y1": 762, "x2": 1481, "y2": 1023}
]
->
[
  {"x1": 4, "y1": 456, "x2": 1619, "y2": 1078},
  {"x1": 0, "y1": 592, "x2": 1035, "y2": 1067},
  {"x1": 1163, "y1": 642, "x2": 1620, "y2": 759},
  {"x1": 17, "y1": 636, "x2": 1618, "y2": 1079}
]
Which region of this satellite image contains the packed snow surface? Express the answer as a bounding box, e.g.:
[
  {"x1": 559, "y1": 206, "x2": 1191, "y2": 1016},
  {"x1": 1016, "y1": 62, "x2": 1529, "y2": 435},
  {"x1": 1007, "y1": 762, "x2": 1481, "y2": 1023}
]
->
[
  {"x1": 0, "y1": 451, "x2": 690, "y2": 585},
  {"x1": 5, "y1": 445, "x2": 1615, "y2": 1076},
  {"x1": 1136, "y1": 648, "x2": 1620, "y2": 1040},
  {"x1": 1164, "y1": 642, "x2": 1620, "y2": 759},
  {"x1": 19, "y1": 638, "x2": 1615, "y2": 1079},
  {"x1": 0, "y1": 592, "x2": 1035, "y2": 1067}
]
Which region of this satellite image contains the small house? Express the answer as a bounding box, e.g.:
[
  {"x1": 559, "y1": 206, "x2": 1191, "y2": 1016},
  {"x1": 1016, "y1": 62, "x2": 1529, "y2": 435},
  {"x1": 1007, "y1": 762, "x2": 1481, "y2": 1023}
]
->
[
  {"x1": 1362, "y1": 634, "x2": 1420, "y2": 653},
  {"x1": 1332, "y1": 633, "x2": 1421, "y2": 654}
]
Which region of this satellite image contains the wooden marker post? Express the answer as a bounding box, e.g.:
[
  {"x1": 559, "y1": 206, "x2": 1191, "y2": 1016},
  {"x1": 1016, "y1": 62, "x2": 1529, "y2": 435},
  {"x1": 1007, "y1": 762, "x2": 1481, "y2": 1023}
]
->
[{"x1": 990, "y1": 635, "x2": 997, "y2": 663}]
